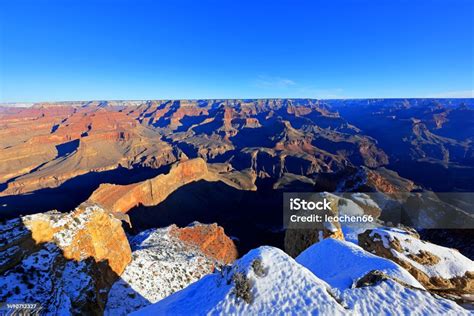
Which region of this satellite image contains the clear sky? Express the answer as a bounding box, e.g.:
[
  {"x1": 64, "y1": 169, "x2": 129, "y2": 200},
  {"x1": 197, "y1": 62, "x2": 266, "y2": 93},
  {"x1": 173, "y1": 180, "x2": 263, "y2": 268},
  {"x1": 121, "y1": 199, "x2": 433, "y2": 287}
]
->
[{"x1": 0, "y1": 0, "x2": 473, "y2": 102}]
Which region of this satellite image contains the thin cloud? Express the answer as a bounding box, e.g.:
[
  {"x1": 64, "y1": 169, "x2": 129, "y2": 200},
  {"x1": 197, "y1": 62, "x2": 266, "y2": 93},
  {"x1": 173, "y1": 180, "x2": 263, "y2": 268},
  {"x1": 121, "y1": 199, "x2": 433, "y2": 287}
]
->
[
  {"x1": 427, "y1": 90, "x2": 474, "y2": 98},
  {"x1": 254, "y1": 75, "x2": 296, "y2": 89}
]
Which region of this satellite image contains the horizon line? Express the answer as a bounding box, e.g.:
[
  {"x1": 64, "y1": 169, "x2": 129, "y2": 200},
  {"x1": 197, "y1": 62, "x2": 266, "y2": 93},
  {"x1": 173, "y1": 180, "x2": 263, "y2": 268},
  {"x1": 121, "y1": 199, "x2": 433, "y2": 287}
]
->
[{"x1": 1, "y1": 96, "x2": 474, "y2": 105}]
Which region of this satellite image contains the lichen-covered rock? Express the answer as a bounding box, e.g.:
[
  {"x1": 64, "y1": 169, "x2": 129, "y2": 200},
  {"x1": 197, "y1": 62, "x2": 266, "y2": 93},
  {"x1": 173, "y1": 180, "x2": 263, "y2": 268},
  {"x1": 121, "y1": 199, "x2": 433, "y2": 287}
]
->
[{"x1": 0, "y1": 205, "x2": 131, "y2": 315}]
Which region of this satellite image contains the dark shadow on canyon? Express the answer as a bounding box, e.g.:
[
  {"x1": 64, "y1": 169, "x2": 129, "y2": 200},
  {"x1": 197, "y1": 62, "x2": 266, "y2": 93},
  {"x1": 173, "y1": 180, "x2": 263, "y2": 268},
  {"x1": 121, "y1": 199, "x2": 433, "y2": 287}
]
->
[
  {"x1": 127, "y1": 179, "x2": 288, "y2": 255},
  {"x1": 0, "y1": 164, "x2": 171, "y2": 220}
]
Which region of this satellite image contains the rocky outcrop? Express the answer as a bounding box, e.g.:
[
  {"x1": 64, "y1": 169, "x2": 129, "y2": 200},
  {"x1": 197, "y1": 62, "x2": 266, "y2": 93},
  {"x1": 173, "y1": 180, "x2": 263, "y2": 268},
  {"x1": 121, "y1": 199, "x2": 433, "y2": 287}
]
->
[
  {"x1": 358, "y1": 227, "x2": 474, "y2": 301},
  {"x1": 133, "y1": 246, "x2": 347, "y2": 315},
  {"x1": 343, "y1": 166, "x2": 417, "y2": 194},
  {"x1": 86, "y1": 158, "x2": 256, "y2": 214},
  {"x1": 0, "y1": 205, "x2": 131, "y2": 315},
  {"x1": 105, "y1": 223, "x2": 237, "y2": 315},
  {"x1": 169, "y1": 222, "x2": 238, "y2": 264},
  {"x1": 133, "y1": 245, "x2": 467, "y2": 315},
  {"x1": 284, "y1": 228, "x2": 344, "y2": 258}
]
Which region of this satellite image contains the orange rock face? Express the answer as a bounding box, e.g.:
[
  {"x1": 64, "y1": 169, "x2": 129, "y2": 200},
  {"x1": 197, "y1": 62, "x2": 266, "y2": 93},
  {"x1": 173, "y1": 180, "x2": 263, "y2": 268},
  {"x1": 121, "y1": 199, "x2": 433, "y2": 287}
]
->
[
  {"x1": 169, "y1": 223, "x2": 238, "y2": 264},
  {"x1": 86, "y1": 158, "x2": 213, "y2": 213},
  {"x1": 0, "y1": 105, "x2": 176, "y2": 195},
  {"x1": 0, "y1": 205, "x2": 132, "y2": 314},
  {"x1": 22, "y1": 205, "x2": 131, "y2": 275},
  {"x1": 86, "y1": 158, "x2": 255, "y2": 214},
  {"x1": 365, "y1": 168, "x2": 415, "y2": 194}
]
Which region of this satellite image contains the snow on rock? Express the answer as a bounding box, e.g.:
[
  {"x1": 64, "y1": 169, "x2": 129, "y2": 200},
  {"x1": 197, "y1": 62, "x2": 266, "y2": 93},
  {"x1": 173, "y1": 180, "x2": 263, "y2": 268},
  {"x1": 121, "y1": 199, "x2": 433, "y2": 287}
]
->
[
  {"x1": 341, "y1": 278, "x2": 471, "y2": 315},
  {"x1": 359, "y1": 227, "x2": 474, "y2": 296},
  {"x1": 19, "y1": 205, "x2": 131, "y2": 274},
  {"x1": 341, "y1": 224, "x2": 378, "y2": 245},
  {"x1": 105, "y1": 223, "x2": 238, "y2": 316},
  {"x1": 132, "y1": 246, "x2": 347, "y2": 315},
  {"x1": 133, "y1": 244, "x2": 470, "y2": 315},
  {"x1": 339, "y1": 193, "x2": 383, "y2": 244},
  {"x1": 169, "y1": 222, "x2": 238, "y2": 264},
  {"x1": 0, "y1": 205, "x2": 131, "y2": 315},
  {"x1": 296, "y1": 238, "x2": 424, "y2": 291},
  {"x1": 337, "y1": 196, "x2": 365, "y2": 216},
  {"x1": 350, "y1": 192, "x2": 381, "y2": 210}
]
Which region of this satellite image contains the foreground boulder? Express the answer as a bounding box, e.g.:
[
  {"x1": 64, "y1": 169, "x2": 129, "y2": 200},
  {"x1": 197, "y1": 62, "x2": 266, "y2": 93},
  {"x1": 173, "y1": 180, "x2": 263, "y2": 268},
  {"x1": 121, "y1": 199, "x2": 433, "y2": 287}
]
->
[
  {"x1": 359, "y1": 227, "x2": 474, "y2": 301},
  {"x1": 284, "y1": 193, "x2": 344, "y2": 257},
  {"x1": 0, "y1": 205, "x2": 131, "y2": 315},
  {"x1": 105, "y1": 223, "x2": 238, "y2": 315},
  {"x1": 133, "y1": 244, "x2": 468, "y2": 315},
  {"x1": 296, "y1": 238, "x2": 469, "y2": 314},
  {"x1": 132, "y1": 246, "x2": 346, "y2": 315},
  {"x1": 296, "y1": 238, "x2": 423, "y2": 290}
]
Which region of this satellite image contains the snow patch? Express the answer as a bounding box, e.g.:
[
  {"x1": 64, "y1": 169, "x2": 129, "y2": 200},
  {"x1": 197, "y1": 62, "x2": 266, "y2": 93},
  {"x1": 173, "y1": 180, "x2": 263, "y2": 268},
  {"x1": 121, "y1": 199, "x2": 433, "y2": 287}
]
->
[
  {"x1": 105, "y1": 227, "x2": 221, "y2": 316},
  {"x1": 132, "y1": 246, "x2": 346, "y2": 315},
  {"x1": 370, "y1": 227, "x2": 474, "y2": 279},
  {"x1": 296, "y1": 238, "x2": 424, "y2": 290}
]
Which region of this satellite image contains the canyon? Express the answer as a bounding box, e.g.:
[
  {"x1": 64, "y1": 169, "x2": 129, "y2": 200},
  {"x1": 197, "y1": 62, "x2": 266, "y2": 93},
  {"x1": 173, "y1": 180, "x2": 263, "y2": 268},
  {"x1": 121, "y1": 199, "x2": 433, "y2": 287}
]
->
[{"x1": 0, "y1": 98, "x2": 473, "y2": 314}]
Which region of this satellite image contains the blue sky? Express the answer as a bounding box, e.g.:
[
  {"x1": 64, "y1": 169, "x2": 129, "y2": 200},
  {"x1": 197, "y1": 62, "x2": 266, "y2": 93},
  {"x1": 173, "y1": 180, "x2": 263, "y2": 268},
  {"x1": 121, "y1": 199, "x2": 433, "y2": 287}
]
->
[{"x1": 0, "y1": 0, "x2": 473, "y2": 101}]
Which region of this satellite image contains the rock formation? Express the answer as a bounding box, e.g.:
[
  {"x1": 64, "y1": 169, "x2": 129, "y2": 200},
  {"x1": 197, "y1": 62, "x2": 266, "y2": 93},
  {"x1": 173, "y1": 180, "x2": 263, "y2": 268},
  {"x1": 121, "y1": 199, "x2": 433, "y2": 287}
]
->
[
  {"x1": 86, "y1": 158, "x2": 256, "y2": 214},
  {"x1": 0, "y1": 205, "x2": 131, "y2": 315},
  {"x1": 358, "y1": 227, "x2": 474, "y2": 302},
  {"x1": 169, "y1": 222, "x2": 238, "y2": 264},
  {"x1": 0, "y1": 99, "x2": 392, "y2": 200},
  {"x1": 105, "y1": 223, "x2": 237, "y2": 315},
  {"x1": 0, "y1": 106, "x2": 176, "y2": 196},
  {"x1": 133, "y1": 244, "x2": 468, "y2": 315}
]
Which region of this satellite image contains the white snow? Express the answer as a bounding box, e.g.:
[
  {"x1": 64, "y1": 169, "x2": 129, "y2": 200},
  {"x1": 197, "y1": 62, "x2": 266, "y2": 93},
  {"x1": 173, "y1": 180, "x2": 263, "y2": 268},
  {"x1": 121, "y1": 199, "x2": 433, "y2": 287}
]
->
[
  {"x1": 0, "y1": 242, "x2": 95, "y2": 315},
  {"x1": 338, "y1": 198, "x2": 365, "y2": 216},
  {"x1": 296, "y1": 238, "x2": 424, "y2": 290},
  {"x1": 22, "y1": 205, "x2": 101, "y2": 249},
  {"x1": 341, "y1": 279, "x2": 470, "y2": 315},
  {"x1": 105, "y1": 227, "x2": 221, "y2": 316},
  {"x1": 369, "y1": 227, "x2": 474, "y2": 279},
  {"x1": 133, "y1": 244, "x2": 470, "y2": 316},
  {"x1": 132, "y1": 246, "x2": 347, "y2": 315},
  {"x1": 350, "y1": 193, "x2": 380, "y2": 209}
]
